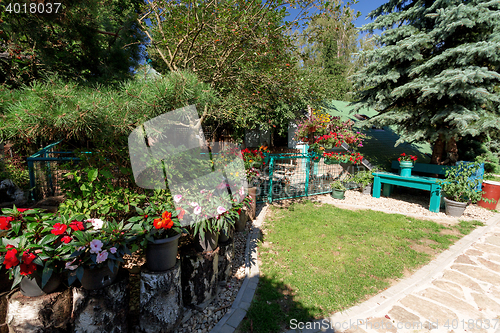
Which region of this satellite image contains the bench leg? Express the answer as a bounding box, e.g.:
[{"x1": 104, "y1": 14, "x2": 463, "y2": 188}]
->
[
  {"x1": 373, "y1": 177, "x2": 381, "y2": 198},
  {"x1": 429, "y1": 186, "x2": 441, "y2": 213},
  {"x1": 383, "y1": 184, "x2": 393, "y2": 197}
]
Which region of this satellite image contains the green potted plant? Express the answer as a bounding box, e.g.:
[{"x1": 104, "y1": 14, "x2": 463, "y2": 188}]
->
[
  {"x1": 330, "y1": 180, "x2": 347, "y2": 200},
  {"x1": 0, "y1": 207, "x2": 71, "y2": 296},
  {"x1": 397, "y1": 153, "x2": 418, "y2": 177},
  {"x1": 351, "y1": 170, "x2": 376, "y2": 195},
  {"x1": 438, "y1": 161, "x2": 484, "y2": 217}
]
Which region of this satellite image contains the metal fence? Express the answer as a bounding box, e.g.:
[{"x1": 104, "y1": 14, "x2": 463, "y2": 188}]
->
[
  {"x1": 254, "y1": 153, "x2": 368, "y2": 203},
  {"x1": 27, "y1": 140, "x2": 80, "y2": 201}
]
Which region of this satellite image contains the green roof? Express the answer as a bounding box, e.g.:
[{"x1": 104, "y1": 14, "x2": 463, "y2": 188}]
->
[{"x1": 322, "y1": 100, "x2": 432, "y2": 170}]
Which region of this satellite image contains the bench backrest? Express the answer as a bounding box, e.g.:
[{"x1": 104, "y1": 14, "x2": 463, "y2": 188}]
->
[{"x1": 391, "y1": 161, "x2": 452, "y2": 176}]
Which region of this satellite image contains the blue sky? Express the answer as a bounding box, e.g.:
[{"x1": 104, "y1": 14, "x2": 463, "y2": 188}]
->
[{"x1": 350, "y1": 0, "x2": 387, "y2": 29}]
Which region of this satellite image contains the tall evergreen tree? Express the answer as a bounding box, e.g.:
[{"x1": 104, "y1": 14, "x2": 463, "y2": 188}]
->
[{"x1": 351, "y1": 0, "x2": 500, "y2": 164}]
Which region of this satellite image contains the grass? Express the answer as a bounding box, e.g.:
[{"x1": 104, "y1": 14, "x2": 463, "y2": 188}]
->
[{"x1": 241, "y1": 200, "x2": 484, "y2": 333}]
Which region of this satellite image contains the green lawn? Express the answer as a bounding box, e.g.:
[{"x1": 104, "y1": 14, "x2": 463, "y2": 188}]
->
[{"x1": 241, "y1": 200, "x2": 483, "y2": 333}]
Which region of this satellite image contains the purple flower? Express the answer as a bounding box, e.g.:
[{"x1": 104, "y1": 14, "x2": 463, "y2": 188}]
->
[{"x1": 110, "y1": 247, "x2": 117, "y2": 254}]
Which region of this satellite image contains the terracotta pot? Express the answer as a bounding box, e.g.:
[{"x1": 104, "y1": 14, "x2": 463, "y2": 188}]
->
[
  {"x1": 478, "y1": 180, "x2": 500, "y2": 210},
  {"x1": 146, "y1": 233, "x2": 181, "y2": 272}
]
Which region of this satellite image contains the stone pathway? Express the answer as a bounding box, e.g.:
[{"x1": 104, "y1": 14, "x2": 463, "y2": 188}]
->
[{"x1": 286, "y1": 212, "x2": 500, "y2": 333}]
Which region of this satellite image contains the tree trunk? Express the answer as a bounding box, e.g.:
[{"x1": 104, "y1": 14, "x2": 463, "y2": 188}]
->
[
  {"x1": 72, "y1": 270, "x2": 129, "y2": 333},
  {"x1": 6, "y1": 289, "x2": 72, "y2": 333},
  {"x1": 139, "y1": 261, "x2": 183, "y2": 333},
  {"x1": 445, "y1": 137, "x2": 459, "y2": 164},
  {"x1": 431, "y1": 134, "x2": 446, "y2": 165}
]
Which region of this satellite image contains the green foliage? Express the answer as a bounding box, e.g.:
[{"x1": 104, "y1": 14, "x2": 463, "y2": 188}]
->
[
  {"x1": 350, "y1": 170, "x2": 374, "y2": 187},
  {"x1": 351, "y1": 0, "x2": 500, "y2": 160},
  {"x1": 0, "y1": 71, "x2": 218, "y2": 149},
  {"x1": 330, "y1": 180, "x2": 347, "y2": 191},
  {"x1": 439, "y1": 161, "x2": 484, "y2": 203},
  {"x1": 58, "y1": 153, "x2": 147, "y2": 221},
  {"x1": 0, "y1": 156, "x2": 30, "y2": 190},
  {"x1": 0, "y1": 0, "x2": 146, "y2": 87}
]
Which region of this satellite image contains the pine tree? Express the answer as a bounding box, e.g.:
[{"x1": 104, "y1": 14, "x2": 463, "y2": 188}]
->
[{"x1": 351, "y1": 0, "x2": 500, "y2": 164}]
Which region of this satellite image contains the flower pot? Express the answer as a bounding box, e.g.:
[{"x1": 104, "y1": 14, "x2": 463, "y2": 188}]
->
[
  {"x1": 362, "y1": 184, "x2": 372, "y2": 195},
  {"x1": 195, "y1": 230, "x2": 219, "y2": 252},
  {"x1": 477, "y1": 180, "x2": 500, "y2": 210},
  {"x1": 331, "y1": 189, "x2": 345, "y2": 200},
  {"x1": 399, "y1": 161, "x2": 414, "y2": 177},
  {"x1": 444, "y1": 197, "x2": 468, "y2": 217},
  {"x1": 20, "y1": 273, "x2": 62, "y2": 297},
  {"x1": 235, "y1": 210, "x2": 248, "y2": 232},
  {"x1": 80, "y1": 265, "x2": 120, "y2": 290},
  {"x1": 146, "y1": 233, "x2": 181, "y2": 272},
  {"x1": 219, "y1": 227, "x2": 233, "y2": 244}
]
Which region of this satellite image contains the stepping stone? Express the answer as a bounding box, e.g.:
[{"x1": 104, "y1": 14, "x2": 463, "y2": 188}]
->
[
  {"x1": 388, "y1": 305, "x2": 420, "y2": 323},
  {"x1": 451, "y1": 264, "x2": 500, "y2": 285},
  {"x1": 431, "y1": 280, "x2": 464, "y2": 298},
  {"x1": 418, "y1": 288, "x2": 482, "y2": 318},
  {"x1": 441, "y1": 270, "x2": 483, "y2": 292},
  {"x1": 472, "y1": 293, "x2": 500, "y2": 313},
  {"x1": 400, "y1": 294, "x2": 458, "y2": 324}
]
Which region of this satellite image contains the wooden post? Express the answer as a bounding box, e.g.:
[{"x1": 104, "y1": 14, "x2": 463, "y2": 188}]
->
[
  {"x1": 72, "y1": 270, "x2": 129, "y2": 333},
  {"x1": 139, "y1": 261, "x2": 183, "y2": 333},
  {"x1": 6, "y1": 289, "x2": 72, "y2": 333},
  {"x1": 180, "y1": 248, "x2": 219, "y2": 308}
]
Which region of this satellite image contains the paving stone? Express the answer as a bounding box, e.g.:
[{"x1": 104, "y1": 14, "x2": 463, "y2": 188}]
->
[
  {"x1": 343, "y1": 327, "x2": 368, "y2": 333},
  {"x1": 388, "y1": 305, "x2": 420, "y2": 323},
  {"x1": 465, "y1": 249, "x2": 484, "y2": 257},
  {"x1": 364, "y1": 317, "x2": 397, "y2": 333},
  {"x1": 418, "y1": 288, "x2": 482, "y2": 318},
  {"x1": 484, "y1": 235, "x2": 500, "y2": 247},
  {"x1": 477, "y1": 258, "x2": 500, "y2": 273},
  {"x1": 451, "y1": 264, "x2": 500, "y2": 285},
  {"x1": 490, "y1": 287, "x2": 500, "y2": 301},
  {"x1": 472, "y1": 293, "x2": 500, "y2": 313},
  {"x1": 455, "y1": 254, "x2": 476, "y2": 265},
  {"x1": 441, "y1": 270, "x2": 483, "y2": 292},
  {"x1": 473, "y1": 243, "x2": 500, "y2": 256},
  {"x1": 486, "y1": 254, "x2": 500, "y2": 263},
  {"x1": 431, "y1": 280, "x2": 464, "y2": 298},
  {"x1": 400, "y1": 294, "x2": 458, "y2": 324}
]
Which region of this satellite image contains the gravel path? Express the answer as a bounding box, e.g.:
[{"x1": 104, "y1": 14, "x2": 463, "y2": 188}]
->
[{"x1": 315, "y1": 189, "x2": 495, "y2": 223}]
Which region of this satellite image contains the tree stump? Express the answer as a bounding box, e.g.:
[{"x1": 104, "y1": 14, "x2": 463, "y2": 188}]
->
[
  {"x1": 72, "y1": 269, "x2": 129, "y2": 333},
  {"x1": 0, "y1": 291, "x2": 9, "y2": 333},
  {"x1": 180, "y1": 248, "x2": 219, "y2": 308},
  {"x1": 139, "y1": 261, "x2": 183, "y2": 333},
  {"x1": 6, "y1": 288, "x2": 72, "y2": 333},
  {"x1": 218, "y1": 238, "x2": 234, "y2": 286}
]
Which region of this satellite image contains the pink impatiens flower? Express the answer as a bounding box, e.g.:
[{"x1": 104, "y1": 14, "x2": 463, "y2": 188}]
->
[
  {"x1": 174, "y1": 195, "x2": 182, "y2": 203},
  {"x1": 96, "y1": 250, "x2": 108, "y2": 263},
  {"x1": 89, "y1": 239, "x2": 103, "y2": 254},
  {"x1": 109, "y1": 247, "x2": 117, "y2": 254},
  {"x1": 194, "y1": 206, "x2": 202, "y2": 215},
  {"x1": 217, "y1": 206, "x2": 226, "y2": 215}
]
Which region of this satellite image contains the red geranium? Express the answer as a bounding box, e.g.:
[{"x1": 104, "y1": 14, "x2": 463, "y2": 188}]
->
[
  {"x1": 51, "y1": 223, "x2": 67, "y2": 235},
  {"x1": 0, "y1": 216, "x2": 13, "y2": 230},
  {"x1": 4, "y1": 248, "x2": 19, "y2": 269},
  {"x1": 69, "y1": 220, "x2": 85, "y2": 231}
]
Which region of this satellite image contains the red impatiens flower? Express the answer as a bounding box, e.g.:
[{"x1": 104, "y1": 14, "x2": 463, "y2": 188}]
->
[
  {"x1": 22, "y1": 251, "x2": 36, "y2": 265},
  {"x1": 4, "y1": 248, "x2": 19, "y2": 269},
  {"x1": 0, "y1": 216, "x2": 13, "y2": 230},
  {"x1": 20, "y1": 262, "x2": 37, "y2": 276},
  {"x1": 61, "y1": 236, "x2": 72, "y2": 244},
  {"x1": 51, "y1": 223, "x2": 67, "y2": 235},
  {"x1": 17, "y1": 208, "x2": 29, "y2": 213},
  {"x1": 69, "y1": 220, "x2": 85, "y2": 231}
]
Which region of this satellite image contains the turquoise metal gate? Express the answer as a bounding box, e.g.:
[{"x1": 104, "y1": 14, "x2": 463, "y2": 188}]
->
[{"x1": 254, "y1": 153, "x2": 366, "y2": 203}]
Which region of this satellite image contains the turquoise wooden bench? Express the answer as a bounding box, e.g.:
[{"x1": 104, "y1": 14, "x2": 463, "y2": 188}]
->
[
  {"x1": 372, "y1": 172, "x2": 443, "y2": 212},
  {"x1": 390, "y1": 161, "x2": 452, "y2": 177}
]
